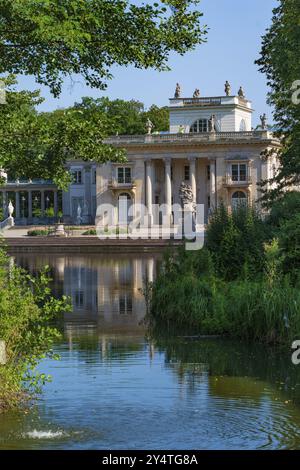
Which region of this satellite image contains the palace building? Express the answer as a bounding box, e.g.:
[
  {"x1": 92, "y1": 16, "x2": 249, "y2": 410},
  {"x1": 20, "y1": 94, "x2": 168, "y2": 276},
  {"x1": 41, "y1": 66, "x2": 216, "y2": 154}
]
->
[{"x1": 0, "y1": 85, "x2": 281, "y2": 227}]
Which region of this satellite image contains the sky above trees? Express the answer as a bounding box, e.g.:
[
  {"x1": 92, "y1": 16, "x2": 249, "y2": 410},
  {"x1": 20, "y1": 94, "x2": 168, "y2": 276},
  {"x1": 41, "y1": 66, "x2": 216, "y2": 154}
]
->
[{"x1": 14, "y1": 0, "x2": 278, "y2": 126}]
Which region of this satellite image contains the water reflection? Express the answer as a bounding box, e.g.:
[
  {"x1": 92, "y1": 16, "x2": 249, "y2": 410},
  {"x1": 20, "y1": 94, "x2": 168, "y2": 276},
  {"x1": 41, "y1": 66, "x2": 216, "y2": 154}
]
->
[
  {"x1": 13, "y1": 254, "x2": 157, "y2": 334},
  {"x1": 1, "y1": 253, "x2": 300, "y2": 450}
]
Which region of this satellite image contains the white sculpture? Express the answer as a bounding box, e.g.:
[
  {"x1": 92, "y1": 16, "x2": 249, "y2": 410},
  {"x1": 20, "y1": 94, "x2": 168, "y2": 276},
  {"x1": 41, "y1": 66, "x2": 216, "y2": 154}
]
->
[
  {"x1": 8, "y1": 200, "x2": 14, "y2": 217},
  {"x1": 238, "y1": 86, "x2": 245, "y2": 99},
  {"x1": 145, "y1": 118, "x2": 154, "y2": 135},
  {"x1": 210, "y1": 114, "x2": 216, "y2": 133},
  {"x1": 260, "y1": 113, "x2": 267, "y2": 130},
  {"x1": 76, "y1": 203, "x2": 82, "y2": 225},
  {"x1": 225, "y1": 81, "x2": 231, "y2": 96},
  {"x1": 179, "y1": 182, "x2": 195, "y2": 208}
]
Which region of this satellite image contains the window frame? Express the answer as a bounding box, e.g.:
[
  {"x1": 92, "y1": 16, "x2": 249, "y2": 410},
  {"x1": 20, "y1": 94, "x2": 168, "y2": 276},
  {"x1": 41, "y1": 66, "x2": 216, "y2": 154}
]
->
[
  {"x1": 117, "y1": 167, "x2": 132, "y2": 184},
  {"x1": 231, "y1": 163, "x2": 247, "y2": 182},
  {"x1": 72, "y1": 170, "x2": 82, "y2": 185},
  {"x1": 184, "y1": 165, "x2": 190, "y2": 182},
  {"x1": 189, "y1": 119, "x2": 211, "y2": 133}
]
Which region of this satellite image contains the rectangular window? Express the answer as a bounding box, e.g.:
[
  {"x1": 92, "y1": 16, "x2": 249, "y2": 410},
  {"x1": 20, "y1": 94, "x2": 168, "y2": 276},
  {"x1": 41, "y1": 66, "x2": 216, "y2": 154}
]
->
[
  {"x1": 93, "y1": 170, "x2": 96, "y2": 185},
  {"x1": 117, "y1": 167, "x2": 132, "y2": 184},
  {"x1": 184, "y1": 165, "x2": 190, "y2": 181},
  {"x1": 199, "y1": 120, "x2": 208, "y2": 133},
  {"x1": 207, "y1": 165, "x2": 211, "y2": 181},
  {"x1": 74, "y1": 290, "x2": 84, "y2": 307},
  {"x1": 231, "y1": 164, "x2": 247, "y2": 182},
  {"x1": 239, "y1": 164, "x2": 247, "y2": 181},
  {"x1": 72, "y1": 170, "x2": 82, "y2": 184}
]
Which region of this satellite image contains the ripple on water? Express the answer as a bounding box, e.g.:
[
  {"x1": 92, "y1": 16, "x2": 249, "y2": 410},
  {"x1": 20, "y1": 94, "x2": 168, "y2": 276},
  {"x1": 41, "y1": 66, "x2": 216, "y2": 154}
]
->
[{"x1": 24, "y1": 430, "x2": 66, "y2": 440}]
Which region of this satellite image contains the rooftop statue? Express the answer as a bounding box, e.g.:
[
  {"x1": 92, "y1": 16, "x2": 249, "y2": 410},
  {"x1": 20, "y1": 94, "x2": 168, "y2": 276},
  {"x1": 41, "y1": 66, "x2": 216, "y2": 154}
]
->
[
  {"x1": 224, "y1": 81, "x2": 231, "y2": 96},
  {"x1": 174, "y1": 83, "x2": 181, "y2": 99},
  {"x1": 260, "y1": 113, "x2": 267, "y2": 130},
  {"x1": 210, "y1": 114, "x2": 216, "y2": 132},
  {"x1": 193, "y1": 88, "x2": 200, "y2": 98},
  {"x1": 145, "y1": 118, "x2": 154, "y2": 135},
  {"x1": 238, "y1": 86, "x2": 245, "y2": 99}
]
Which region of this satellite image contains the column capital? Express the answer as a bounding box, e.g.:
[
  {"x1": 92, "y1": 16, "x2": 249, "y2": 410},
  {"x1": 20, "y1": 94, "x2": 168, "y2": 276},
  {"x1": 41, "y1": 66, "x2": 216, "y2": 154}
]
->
[
  {"x1": 164, "y1": 157, "x2": 172, "y2": 165},
  {"x1": 188, "y1": 156, "x2": 197, "y2": 163}
]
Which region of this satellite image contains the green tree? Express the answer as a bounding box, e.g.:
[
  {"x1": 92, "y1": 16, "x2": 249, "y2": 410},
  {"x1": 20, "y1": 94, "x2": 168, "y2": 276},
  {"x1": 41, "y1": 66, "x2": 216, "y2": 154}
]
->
[
  {"x1": 206, "y1": 205, "x2": 267, "y2": 280},
  {"x1": 279, "y1": 213, "x2": 300, "y2": 281},
  {"x1": 143, "y1": 105, "x2": 169, "y2": 133},
  {"x1": 0, "y1": 0, "x2": 207, "y2": 97},
  {"x1": 0, "y1": 249, "x2": 70, "y2": 411},
  {"x1": 0, "y1": 89, "x2": 171, "y2": 187},
  {"x1": 0, "y1": 78, "x2": 127, "y2": 188},
  {"x1": 256, "y1": 0, "x2": 300, "y2": 201},
  {"x1": 266, "y1": 191, "x2": 300, "y2": 235}
]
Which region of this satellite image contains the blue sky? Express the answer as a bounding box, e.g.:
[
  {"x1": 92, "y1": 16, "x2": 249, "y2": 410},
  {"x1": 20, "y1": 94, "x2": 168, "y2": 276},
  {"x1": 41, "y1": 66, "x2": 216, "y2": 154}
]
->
[{"x1": 16, "y1": 0, "x2": 278, "y2": 126}]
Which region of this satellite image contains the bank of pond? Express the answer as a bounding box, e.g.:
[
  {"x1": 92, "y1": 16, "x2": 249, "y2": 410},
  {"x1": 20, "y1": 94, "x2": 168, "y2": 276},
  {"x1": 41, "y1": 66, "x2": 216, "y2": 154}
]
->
[
  {"x1": 0, "y1": 193, "x2": 300, "y2": 413},
  {"x1": 148, "y1": 194, "x2": 300, "y2": 344}
]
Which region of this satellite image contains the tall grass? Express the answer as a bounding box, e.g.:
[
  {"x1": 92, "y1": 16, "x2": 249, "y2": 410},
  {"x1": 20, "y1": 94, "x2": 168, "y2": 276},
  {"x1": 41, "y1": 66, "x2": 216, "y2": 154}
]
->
[
  {"x1": 149, "y1": 272, "x2": 300, "y2": 344},
  {"x1": 148, "y1": 203, "x2": 300, "y2": 344}
]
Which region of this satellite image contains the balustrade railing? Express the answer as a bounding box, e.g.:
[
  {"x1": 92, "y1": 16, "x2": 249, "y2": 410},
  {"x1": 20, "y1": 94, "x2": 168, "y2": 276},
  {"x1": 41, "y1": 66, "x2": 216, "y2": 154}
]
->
[
  {"x1": 105, "y1": 130, "x2": 271, "y2": 145},
  {"x1": 0, "y1": 216, "x2": 14, "y2": 231}
]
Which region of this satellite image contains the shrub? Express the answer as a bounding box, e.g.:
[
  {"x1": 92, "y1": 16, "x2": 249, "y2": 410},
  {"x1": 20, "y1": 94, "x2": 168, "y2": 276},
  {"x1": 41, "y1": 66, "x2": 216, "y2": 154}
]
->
[
  {"x1": 148, "y1": 203, "x2": 300, "y2": 344},
  {"x1": 82, "y1": 229, "x2": 97, "y2": 235},
  {"x1": 206, "y1": 204, "x2": 267, "y2": 280},
  {"x1": 27, "y1": 229, "x2": 49, "y2": 236},
  {"x1": 279, "y1": 213, "x2": 300, "y2": 281},
  {"x1": 267, "y1": 191, "x2": 300, "y2": 234},
  {"x1": 0, "y1": 249, "x2": 70, "y2": 411}
]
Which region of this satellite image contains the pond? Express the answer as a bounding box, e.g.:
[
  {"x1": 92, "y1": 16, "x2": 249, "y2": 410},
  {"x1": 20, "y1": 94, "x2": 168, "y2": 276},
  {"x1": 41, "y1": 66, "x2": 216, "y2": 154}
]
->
[{"x1": 0, "y1": 253, "x2": 300, "y2": 450}]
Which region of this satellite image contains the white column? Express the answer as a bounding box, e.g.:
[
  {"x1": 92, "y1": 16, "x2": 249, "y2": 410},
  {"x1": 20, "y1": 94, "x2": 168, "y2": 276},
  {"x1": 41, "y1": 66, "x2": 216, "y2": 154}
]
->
[
  {"x1": 210, "y1": 160, "x2": 216, "y2": 210},
  {"x1": 146, "y1": 160, "x2": 153, "y2": 224},
  {"x1": 2, "y1": 191, "x2": 6, "y2": 216},
  {"x1": 41, "y1": 190, "x2": 45, "y2": 216},
  {"x1": 15, "y1": 191, "x2": 20, "y2": 218},
  {"x1": 54, "y1": 190, "x2": 58, "y2": 217},
  {"x1": 147, "y1": 257, "x2": 154, "y2": 284},
  {"x1": 164, "y1": 158, "x2": 172, "y2": 221},
  {"x1": 28, "y1": 190, "x2": 32, "y2": 219},
  {"x1": 189, "y1": 157, "x2": 197, "y2": 203}
]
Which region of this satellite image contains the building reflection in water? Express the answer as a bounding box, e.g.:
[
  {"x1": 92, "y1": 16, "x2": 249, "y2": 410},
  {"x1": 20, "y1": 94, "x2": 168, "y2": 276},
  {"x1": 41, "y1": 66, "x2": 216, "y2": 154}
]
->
[{"x1": 12, "y1": 253, "x2": 158, "y2": 338}]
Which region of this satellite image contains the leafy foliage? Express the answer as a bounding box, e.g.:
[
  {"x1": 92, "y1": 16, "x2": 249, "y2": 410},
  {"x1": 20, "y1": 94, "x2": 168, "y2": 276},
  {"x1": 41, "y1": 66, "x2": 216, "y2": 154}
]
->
[
  {"x1": 0, "y1": 0, "x2": 207, "y2": 96},
  {"x1": 279, "y1": 214, "x2": 300, "y2": 280},
  {"x1": 205, "y1": 204, "x2": 267, "y2": 280},
  {"x1": 148, "y1": 204, "x2": 300, "y2": 344},
  {"x1": 0, "y1": 248, "x2": 71, "y2": 411},
  {"x1": 0, "y1": 79, "x2": 169, "y2": 188},
  {"x1": 256, "y1": 0, "x2": 300, "y2": 200}
]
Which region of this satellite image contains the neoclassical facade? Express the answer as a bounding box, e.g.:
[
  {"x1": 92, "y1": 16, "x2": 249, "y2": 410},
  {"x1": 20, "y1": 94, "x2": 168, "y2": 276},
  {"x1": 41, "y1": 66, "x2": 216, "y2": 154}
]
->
[
  {"x1": 97, "y1": 91, "x2": 281, "y2": 226},
  {"x1": 0, "y1": 87, "x2": 281, "y2": 227}
]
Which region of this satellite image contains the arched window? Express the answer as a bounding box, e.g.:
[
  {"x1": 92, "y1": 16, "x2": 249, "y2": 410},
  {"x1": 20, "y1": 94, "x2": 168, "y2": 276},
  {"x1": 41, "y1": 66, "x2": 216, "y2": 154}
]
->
[
  {"x1": 190, "y1": 119, "x2": 211, "y2": 133},
  {"x1": 232, "y1": 191, "x2": 247, "y2": 210},
  {"x1": 240, "y1": 119, "x2": 246, "y2": 132}
]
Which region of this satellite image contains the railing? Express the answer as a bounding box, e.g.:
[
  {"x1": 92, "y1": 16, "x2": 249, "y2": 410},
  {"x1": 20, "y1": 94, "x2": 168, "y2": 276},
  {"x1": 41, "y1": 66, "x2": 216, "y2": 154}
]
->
[
  {"x1": 108, "y1": 179, "x2": 136, "y2": 189},
  {"x1": 180, "y1": 97, "x2": 222, "y2": 106},
  {"x1": 225, "y1": 175, "x2": 252, "y2": 186},
  {"x1": 0, "y1": 216, "x2": 14, "y2": 231},
  {"x1": 5, "y1": 179, "x2": 54, "y2": 186},
  {"x1": 105, "y1": 130, "x2": 273, "y2": 145},
  {"x1": 169, "y1": 96, "x2": 250, "y2": 107}
]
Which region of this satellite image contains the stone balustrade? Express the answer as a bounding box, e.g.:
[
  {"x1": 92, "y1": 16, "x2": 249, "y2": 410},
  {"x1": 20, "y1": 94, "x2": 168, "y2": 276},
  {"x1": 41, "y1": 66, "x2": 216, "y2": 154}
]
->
[{"x1": 105, "y1": 130, "x2": 274, "y2": 146}]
